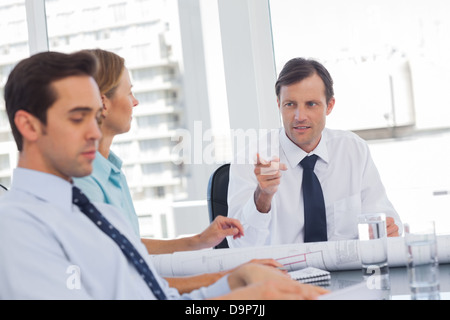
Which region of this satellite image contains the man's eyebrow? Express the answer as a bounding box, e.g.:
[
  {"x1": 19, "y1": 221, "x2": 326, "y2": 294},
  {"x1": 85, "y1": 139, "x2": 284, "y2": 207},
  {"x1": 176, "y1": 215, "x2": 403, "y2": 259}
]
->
[{"x1": 68, "y1": 106, "x2": 101, "y2": 114}]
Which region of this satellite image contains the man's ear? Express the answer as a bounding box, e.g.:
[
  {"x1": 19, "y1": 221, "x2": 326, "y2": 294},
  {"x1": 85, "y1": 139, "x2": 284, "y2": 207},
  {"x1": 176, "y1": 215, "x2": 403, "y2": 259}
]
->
[
  {"x1": 326, "y1": 97, "x2": 335, "y2": 116},
  {"x1": 14, "y1": 110, "x2": 41, "y2": 143}
]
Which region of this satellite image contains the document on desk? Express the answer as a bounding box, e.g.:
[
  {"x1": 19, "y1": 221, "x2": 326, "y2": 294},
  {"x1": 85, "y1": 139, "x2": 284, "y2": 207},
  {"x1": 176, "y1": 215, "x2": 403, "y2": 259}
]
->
[{"x1": 150, "y1": 235, "x2": 450, "y2": 277}]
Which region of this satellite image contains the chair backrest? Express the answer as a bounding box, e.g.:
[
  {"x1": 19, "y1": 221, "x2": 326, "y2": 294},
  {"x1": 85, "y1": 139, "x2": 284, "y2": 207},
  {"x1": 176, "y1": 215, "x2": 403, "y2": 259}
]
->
[{"x1": 206, "y1": 163, "x2": 230, "y2": 249}]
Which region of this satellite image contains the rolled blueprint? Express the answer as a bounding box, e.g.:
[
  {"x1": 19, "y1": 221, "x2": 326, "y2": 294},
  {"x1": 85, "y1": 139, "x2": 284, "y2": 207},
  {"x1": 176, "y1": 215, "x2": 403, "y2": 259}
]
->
[{"x1": 150, "y1": 235, "x2": 450, "y2": 277}]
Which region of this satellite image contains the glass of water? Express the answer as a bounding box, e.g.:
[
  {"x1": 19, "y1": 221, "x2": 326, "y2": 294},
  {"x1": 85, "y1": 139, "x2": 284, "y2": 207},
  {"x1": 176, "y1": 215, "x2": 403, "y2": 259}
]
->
[
  {"x1": 404, "y1": 221, "x2": 440, "y2": 300},
  {"x1": 357, "y1": 213, "x2": 390, "y2": 290}
]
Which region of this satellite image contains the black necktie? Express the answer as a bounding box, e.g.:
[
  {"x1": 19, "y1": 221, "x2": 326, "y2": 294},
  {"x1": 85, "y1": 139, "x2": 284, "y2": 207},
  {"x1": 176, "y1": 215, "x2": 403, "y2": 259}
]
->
[
  {"x1": 300, "y1": 155, "x2": 327, "y2": 242},
  {"x1": 72, "y1": 186, "x2": 167, "y2": 300}
]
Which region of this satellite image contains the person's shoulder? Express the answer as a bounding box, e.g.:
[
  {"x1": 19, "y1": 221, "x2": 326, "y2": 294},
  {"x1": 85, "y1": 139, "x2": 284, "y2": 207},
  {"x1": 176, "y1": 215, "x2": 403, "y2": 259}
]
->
[
  {"x1": 0, "y1": 190, "x2": 36, "y2": 214},
  {"x1": 0, "y1": 192, "x2": 49, "y2": 236},
  {"x1": 325, "y1": 128, "x2": 367, "y2": 146},
  {"x1": 324, "y1": 128, "x2": 371, "y2": 160}
]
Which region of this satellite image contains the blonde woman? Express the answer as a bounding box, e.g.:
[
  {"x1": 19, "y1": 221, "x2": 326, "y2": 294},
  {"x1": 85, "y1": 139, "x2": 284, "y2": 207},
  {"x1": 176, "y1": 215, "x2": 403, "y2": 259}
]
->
[{"x1": 73, "y1": 49, "x2": 282, "y2": 293}]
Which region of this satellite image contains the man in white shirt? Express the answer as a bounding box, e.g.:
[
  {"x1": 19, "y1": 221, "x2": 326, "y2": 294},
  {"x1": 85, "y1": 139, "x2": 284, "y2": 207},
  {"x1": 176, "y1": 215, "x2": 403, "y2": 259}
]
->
[
  {"x1": 228, "y1": 58, "x2": 402, "y2": 247},
  {"x1": 0, "y1": 51, "x2": 327, "y2": 300}
]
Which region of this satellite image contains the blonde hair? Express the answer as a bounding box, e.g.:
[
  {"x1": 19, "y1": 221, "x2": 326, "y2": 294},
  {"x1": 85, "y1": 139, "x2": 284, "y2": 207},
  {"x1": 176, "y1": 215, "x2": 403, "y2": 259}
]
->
[{"x1": 85, "y1": 49, "x2": 125, "y2": 98}]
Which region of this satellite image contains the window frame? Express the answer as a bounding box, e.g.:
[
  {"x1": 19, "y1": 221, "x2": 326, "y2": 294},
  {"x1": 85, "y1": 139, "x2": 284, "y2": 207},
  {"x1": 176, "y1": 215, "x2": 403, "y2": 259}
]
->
[{"x1": 25, "y1": 0, "x2": 49, "y2": 54}]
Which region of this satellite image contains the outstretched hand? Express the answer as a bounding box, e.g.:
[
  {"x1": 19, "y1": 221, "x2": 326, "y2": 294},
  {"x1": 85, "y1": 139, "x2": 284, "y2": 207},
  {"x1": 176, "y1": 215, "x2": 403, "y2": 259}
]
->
[{"x1": 196, "y1": 215, "x2": 244, "y2": 249}]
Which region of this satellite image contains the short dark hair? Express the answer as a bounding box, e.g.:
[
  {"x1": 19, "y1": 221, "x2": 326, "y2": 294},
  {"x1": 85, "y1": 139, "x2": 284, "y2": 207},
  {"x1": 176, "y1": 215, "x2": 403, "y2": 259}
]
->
[
  {"x1": 4, "y1": 51, "x2": 98, "y2": 151},
  {"x1": 275, "y1": 58, "x2": 334, "y2": 103}
]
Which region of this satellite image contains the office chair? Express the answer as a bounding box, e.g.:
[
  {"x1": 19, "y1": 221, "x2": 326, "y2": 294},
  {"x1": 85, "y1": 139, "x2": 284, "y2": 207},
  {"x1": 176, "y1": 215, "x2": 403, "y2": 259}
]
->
[{"x1": 207, "y1": 163, "x2": 230, "y2": 249}]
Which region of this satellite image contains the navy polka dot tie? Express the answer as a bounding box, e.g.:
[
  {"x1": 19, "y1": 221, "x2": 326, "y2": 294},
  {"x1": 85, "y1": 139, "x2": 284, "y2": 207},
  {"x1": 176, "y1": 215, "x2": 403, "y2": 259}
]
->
[
  {"x1": 72, "y1": 186, "x2": 167, "y2": 300},
  {"x1": 300, "y1": 155, "x2": 327, "y2": 243}
]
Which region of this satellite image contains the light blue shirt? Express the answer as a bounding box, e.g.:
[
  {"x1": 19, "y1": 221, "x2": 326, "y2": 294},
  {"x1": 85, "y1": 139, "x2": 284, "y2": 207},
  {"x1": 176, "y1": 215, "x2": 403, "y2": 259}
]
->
[
  {"x1": 0, "y1": 168, "x2": 230, "y2": 299},
  {"x1": 73, "y1": 151, "x2": 140, "y2": 236}
]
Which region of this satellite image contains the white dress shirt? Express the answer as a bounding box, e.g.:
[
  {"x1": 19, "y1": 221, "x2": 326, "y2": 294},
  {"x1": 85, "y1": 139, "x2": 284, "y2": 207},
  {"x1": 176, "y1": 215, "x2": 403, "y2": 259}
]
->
[
  {"x1": 227, "y1": 128, "x2": 402, "y2": 247},
  {"x1": 0, "y1": 168, "x2": 230, "y2": 299}
]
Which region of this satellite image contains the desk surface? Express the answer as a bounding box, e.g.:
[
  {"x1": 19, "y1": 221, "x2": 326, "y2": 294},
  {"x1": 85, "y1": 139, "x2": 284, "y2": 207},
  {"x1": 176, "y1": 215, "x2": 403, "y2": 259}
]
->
[{"x1": 326, "y1": 263, "x2": 450, "y2": 300}]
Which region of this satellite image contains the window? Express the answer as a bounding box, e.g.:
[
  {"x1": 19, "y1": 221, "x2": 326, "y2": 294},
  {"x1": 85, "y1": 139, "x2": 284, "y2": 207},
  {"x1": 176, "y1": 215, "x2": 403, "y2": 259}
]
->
[
  {"x1": 269, "y1": 0, "x2": 450, "y2": 232},
  {"x1": 271, "y1": 0, "x2": 450, "y2": 131}
]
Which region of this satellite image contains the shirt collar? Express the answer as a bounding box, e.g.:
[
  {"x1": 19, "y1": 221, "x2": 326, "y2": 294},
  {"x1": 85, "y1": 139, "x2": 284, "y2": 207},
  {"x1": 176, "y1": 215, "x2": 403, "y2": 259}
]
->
[
  {"x1": 107, "y1": 150, "x2": 123, "y2": 171},
  {"x1": 11, "y1": 167, "x2": 73, "y2": 213},
  {"x1": 93, "y1": 150, "x2": 122, "y2": 180},
  {"x1": 92, "y1": 150, "x2": 124, "y2": 188},
  {"x1": 280, "y1": 128, "x2": 330, "y2": 168}
]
